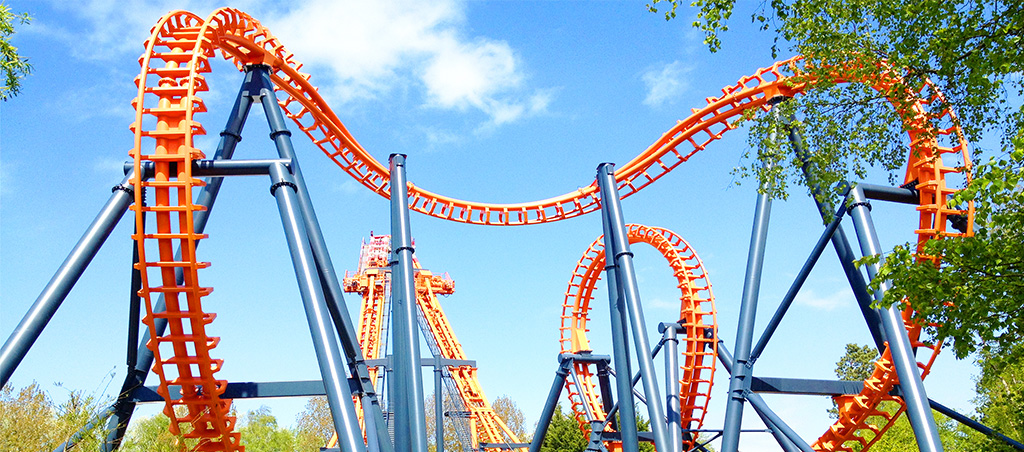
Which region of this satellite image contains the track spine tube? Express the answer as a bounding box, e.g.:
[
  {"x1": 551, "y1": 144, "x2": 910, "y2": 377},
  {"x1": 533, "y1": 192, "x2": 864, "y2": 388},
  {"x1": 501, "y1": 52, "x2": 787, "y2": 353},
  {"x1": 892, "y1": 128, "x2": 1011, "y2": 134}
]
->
[
  {"x1": 848, "y1": 186, "x2": 944, "y2": 452},
  {"x1": 784, "y1": 120, "x2": 887, "y2": 353},
  {"x1": 598, "y1": 164, "x2": 640, "y2": 452},
  {"x1": 269, "y1": 163, "x2": 366, "y2": 452},
  {"x1": 597, "y1": 163, "x2": 670, "y2": 452},
  {"x1": 530, "y1": 356, "x2": 574, "y2": 452},
  {"x1": 255, "y1": 66, "x2": 392, "y2": 451},
  {"x1": 721, "y1": 162, "x2": 774, "y2": 452},
  {"x1": 389, "y1": 154, "x2": 430, "y2": 452},
  {"x1": 0, "y1": 173, "x2": 133, "y2": 389},
  {"x1": 103, "y1": 68, "x2": 258, "y2": 450}
]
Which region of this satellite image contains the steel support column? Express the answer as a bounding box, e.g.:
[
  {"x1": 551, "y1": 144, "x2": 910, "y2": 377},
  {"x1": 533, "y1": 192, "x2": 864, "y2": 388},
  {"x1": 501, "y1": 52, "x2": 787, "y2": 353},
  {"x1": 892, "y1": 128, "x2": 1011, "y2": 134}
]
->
[
  {"x1": 597, "y1": 163, "x2": 669, "y2": 452},
  {"x1": 744, "y1": 391, "x2": 815, "y2": 452},
  {"x1": 848, "y1": 186, "x2": 943, "y2": 452},
  {"x1": 660, "y1": 323, "x2": 682, "y2": 452},
  {"x1": 254, "y1": 66, "x2": 391, "y2": 451},
  {"x1": 269, "y1": 163, "x2": 366, "y2": 452},
  {"x1": 720, "y1": 183, "x2": 773, "y2": 452},
  {"x1": 389, "y1": 154, "x2": 430, "y2": 452}
]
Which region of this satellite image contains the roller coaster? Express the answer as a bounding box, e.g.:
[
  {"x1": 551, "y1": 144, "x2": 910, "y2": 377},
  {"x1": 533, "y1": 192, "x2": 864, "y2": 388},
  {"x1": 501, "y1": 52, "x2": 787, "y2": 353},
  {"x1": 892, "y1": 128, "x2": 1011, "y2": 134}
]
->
[{"x1": 1, "y1": 6, "x2": 1015, "y2": 452}]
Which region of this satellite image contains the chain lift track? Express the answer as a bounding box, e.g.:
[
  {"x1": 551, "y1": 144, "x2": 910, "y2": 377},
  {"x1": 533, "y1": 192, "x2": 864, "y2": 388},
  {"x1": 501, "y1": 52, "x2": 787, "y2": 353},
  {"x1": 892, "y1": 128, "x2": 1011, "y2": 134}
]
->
[
  {"x1": 561, "y1": 224, "x2": 718, "y2": 451},
  {"x1": 127, "y1": 7, "x2": 973, "y2": 451},
  {"x1": 343, "y1": 236, "x2": 524, "y2": 451}
]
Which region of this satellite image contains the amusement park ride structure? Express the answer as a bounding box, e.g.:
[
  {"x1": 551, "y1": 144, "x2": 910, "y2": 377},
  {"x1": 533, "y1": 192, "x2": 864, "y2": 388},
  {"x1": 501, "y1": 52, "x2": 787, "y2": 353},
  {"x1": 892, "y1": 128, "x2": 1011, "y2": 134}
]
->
[{"x1": 0, "y1": 7, "x2": 1019, "y2": 452}]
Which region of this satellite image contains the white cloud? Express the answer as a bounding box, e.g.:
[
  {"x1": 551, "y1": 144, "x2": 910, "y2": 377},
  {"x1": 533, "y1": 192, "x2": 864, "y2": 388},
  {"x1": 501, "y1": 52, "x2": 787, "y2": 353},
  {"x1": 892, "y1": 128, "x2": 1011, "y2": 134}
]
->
[
  {"x1": 794, "y1": 288, "x2": 853, "y2": 311},
  {"x1": 642, "y1": 60, "x2": 692, "y2": 107},
  {"x1": 41, "y1": 0, "x2": 550, "y2": 129}
]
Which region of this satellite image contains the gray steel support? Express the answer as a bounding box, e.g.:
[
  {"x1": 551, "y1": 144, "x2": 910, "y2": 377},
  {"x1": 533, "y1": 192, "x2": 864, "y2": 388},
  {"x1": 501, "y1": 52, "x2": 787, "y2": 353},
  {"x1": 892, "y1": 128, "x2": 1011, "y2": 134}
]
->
[
  {"x1": 597, "y1": 163, "x2": 669, "y2": 452},
  {"x1": 929, "y1": 399, "x2": 1024, "y2": 450},
  {"x1": 269, "y1": 163, "x2": 366, "y2": 452},
  {"x1": 659, "y1": 323, "x2": 682, "y2": 452},
  {"x1": 529, "y1": 356, "x2": 573, "y2": 452},
  {"x1": 389, "y1": 154, "x2": 430, "y2": 452},
  {"x1": 129, "y1": 158, "x2": 295, "y2": 178},
  {"x1": 744, "y1": 391, "x2": 815, "y2": 452},
  {"x1": 597, "y1": 164, "x2": 639, "y2": 452},
  {"x1": 435, "y1": 355, "x2": 444, "y2": 452},
  {"x1": 254, "y1": 66, "x2": 391, "y2": 451},
  {"x1": 749, "y1": 203, "x2": 846, "y2": 361},
  {"x1": 720, "y1": 186, "x2": 773, "y2": 452},
  {"x1": 0, "y1": 173, "x2": 134, "y2": 388},
  {"x1": 785, "y1": 122, "x2": 887, "y2": 352},
  {"x1": 104, "y1": 66, "x2": 260, "y2": 450},
  {"x1": 848, "y1": 186, "x2": 944, "y2": 452}
]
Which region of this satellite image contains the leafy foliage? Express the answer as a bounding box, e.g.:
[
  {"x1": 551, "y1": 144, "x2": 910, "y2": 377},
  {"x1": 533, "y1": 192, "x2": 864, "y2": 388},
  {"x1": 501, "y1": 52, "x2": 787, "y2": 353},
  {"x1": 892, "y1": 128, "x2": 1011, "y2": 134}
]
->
[
  {"x1": 0, "y1": 3, "x2": 31, "y2": 100},
  {"x1": 239, "y1": 406, "x2": 299, "y2": 452},
  {"x1": 295, "y1": 396, "x2": 334, "y2": 450},
  {"x1": 0, "y1": 382, "x2": 110, "y2": 451},
  {"x1": 973, "y1": 351, "x2": 1024, "y2": 451},
  {"x1": 538, "y1": 404, "x2": 587, "y2": 452},
  {"x1": 492, "y1": 394, "x2": 528, "y2": 440}
]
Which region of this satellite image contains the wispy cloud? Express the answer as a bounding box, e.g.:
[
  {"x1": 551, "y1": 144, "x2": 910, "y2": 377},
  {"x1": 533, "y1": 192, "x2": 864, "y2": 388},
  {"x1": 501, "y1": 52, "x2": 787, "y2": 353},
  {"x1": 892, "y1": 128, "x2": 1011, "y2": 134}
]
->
[
  {"x1": 794, "y1": 288, "x2": 853, "y2": 311},
  {"x1": 642, "y1": 61, "x2": 692, "y2": 107}
]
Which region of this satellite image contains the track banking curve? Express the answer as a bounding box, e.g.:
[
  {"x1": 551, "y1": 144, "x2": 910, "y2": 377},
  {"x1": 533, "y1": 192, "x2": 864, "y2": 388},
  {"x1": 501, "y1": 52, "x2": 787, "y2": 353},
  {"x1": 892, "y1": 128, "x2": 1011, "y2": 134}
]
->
[{"x1": 129, "y1": 7, "x2": 973, "y2": 451}]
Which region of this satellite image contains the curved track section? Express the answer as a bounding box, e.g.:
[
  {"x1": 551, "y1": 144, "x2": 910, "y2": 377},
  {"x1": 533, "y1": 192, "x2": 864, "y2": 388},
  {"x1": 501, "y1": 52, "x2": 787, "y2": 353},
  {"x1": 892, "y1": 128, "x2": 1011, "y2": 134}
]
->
[
  {"x1": 560, "y1": 224, "x2": 718, "y2": 450},
  {"x1": 130, "y1": 8, "x2": 974, "y2": 451}
]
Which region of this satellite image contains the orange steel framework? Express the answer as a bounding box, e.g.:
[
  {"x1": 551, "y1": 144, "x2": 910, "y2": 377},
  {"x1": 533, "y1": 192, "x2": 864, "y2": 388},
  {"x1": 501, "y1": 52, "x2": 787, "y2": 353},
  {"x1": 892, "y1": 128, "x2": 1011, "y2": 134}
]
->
[
  {"x1": 560, "y1": 224, "x2": 718, "y2": 451},
  {"x1": 339, "y1": 236, "x2": 523, "y2": 450},
  {"x1": 90, "y1": 5, "x2": 974, "y2": 452}
]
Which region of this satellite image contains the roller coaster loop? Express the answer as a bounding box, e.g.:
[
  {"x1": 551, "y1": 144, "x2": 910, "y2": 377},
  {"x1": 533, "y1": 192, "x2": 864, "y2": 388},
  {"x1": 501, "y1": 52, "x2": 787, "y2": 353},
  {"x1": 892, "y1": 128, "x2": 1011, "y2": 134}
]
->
[{"x1": 113, "y1": 5, "x2": 973, "y2": 452}]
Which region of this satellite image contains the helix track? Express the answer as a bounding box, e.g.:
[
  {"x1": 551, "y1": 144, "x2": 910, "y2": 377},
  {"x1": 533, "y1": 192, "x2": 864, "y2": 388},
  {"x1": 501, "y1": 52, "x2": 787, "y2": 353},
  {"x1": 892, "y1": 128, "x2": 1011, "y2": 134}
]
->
[
  {"x1": 560, "y1": 224, "x2": 717, "y2": 451},
  {"x1": 129, "y1": 7, "x2": 973, "y2": 451}
]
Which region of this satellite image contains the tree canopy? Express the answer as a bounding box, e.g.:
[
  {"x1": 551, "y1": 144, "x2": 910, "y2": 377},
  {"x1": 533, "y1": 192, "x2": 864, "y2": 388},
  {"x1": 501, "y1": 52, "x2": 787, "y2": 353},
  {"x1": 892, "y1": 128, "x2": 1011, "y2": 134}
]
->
[{"x1": 649, "y1": 0, "x2": 1024, "y2": 360}]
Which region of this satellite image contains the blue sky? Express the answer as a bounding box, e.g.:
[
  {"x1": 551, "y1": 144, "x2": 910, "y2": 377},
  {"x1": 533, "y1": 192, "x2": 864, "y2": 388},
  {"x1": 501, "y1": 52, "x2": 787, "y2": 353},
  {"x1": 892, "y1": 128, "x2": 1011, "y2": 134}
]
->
[{"x1": 1, "y1": 1, "x2": 979, "y2": 450}]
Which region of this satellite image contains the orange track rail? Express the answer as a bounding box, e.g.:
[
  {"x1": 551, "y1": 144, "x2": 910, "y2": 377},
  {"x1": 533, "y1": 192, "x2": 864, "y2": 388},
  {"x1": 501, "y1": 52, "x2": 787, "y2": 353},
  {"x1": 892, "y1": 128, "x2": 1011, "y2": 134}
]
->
[
  {"x1": 130, "y1": 8, "x2": 972, "y2": 451},
  {"x1": 342, "y1": 236, "x2": 524, "y2": 451},
  {"x1": 561, "y1": 224, "x2": 718, "y2": 450}
]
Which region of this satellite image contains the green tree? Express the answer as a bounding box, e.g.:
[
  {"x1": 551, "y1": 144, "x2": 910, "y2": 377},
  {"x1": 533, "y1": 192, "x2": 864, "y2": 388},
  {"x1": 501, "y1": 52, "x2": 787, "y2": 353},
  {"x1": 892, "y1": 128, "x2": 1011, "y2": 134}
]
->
[
  {"x1": 425, "y1": 391, "x2": 470, "y2": 452},
  {"x1": 118, "y1": 413, "x2": 181, "y2": 452},
  {"x1": 0, "y1": 2, "x2": 32, "y2": 100},
  {"x1": 538, "y1": 404, "x2": 586, "y2": 452},
  {"x1": 972, "y1": 351, "x2": 1024, "y2": 451},
  {"x1": 295, "y1": 396, "x2": 333, "y2": 451},
  {"x1": 0, "y1": 382, "x2": 58, "y2": 451},
  {"x1": 491, "y1": 394, "x2": 528, "y2": 440},
  {"x1": 648, "y1": 0, "x2": 1024, "y2": 361},
  {"x1": 238, "y1": 406, "x2": 298, "y2": 452},
  {"x1": 828, "y1": 343, "x2": 878, "y2": 419}
]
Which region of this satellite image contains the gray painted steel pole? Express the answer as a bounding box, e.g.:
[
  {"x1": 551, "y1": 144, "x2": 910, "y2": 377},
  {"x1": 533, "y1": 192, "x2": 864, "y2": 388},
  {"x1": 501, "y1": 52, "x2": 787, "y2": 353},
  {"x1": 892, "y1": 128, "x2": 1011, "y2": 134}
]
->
[
  {"x1": 847, "y1": 187, "x2": 944, "y2": 452},
  {"x1": 103, "y1": 69, "x2": 259, "y2": 450},
  {"x1": 0, "y1": 173, "x2": 134, "y2": 388},
  {"x1": 598, "y1": 168, "x2": 640, "y2": 452},
  {"x1": 597, "y1": 163, "x2": 670, "y2": 452},
  {"x1": 529, "y1": 356, "x2": 573, "y2": 452},
  {"x1": 53, "y1": 404, "x2": 117, "y2": 452},
  {"x1": 254, "y1": 67, "x2": 392, "y2": 451},
  {"x1": 720, "y1": 178, "x2": 773, "y2": 452},
  {"x1": 435, "y1": 355, "x2": 444, "y2": 452},
  {"x1": 748, "y1": 402, "x2": 799, "y2": 452},
  {"x1": 660, "y1": 323, "x2": 682, "y2": 452},
  {"x1": 270, "y1": 163, "x2": 366, "y2": 452},
  {"x1": 389, "y1": 154, "x2": 430, "y2": 452}
]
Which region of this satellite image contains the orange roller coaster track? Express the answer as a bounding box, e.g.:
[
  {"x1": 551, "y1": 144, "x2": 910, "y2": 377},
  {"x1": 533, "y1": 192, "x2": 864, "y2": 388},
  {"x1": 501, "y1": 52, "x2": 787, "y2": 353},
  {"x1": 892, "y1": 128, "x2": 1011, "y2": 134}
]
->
[
  {"x1": 126, "y1": 7, "x2": 973, "y2": 451},
  {"x1": 561, "y1": 224, "x2": 717, "y2": 451}
]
